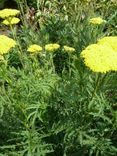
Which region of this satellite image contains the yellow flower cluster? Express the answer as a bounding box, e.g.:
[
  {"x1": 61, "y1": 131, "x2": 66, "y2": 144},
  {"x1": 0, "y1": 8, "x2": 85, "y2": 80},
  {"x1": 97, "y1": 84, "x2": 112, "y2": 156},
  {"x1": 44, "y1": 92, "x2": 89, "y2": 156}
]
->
[
  {"x1": 27, "y1": 44, "x2": 42, "y2": 53},
  {"x1": 27, "y1": 43, "x2": 60, "y2": 54},
  {"x1": 89, "y1": 17, "x2": 105, "y2": 25},
  {"x1": 0, "y1": 35, "x2": 16, "y2": 55},
  {"x1": 2, "y1": 17, "x2": 20, "y2": 25},
  {"x1": 63, "y1": 45, "x2": 75, "y2": 53},
  {"x1": 45, "y1": 44, "x2": 60, "y2": 52},
  {"x1": 0, "y1": 8, "x2": 20, "y2": 26},
  {"x1": 0, "y1": 9, "x2": 20, "y2": 19},
  {"x1": 81, "y1": 36, "x2": 117, "y2": 73},
  {"x1": 27, "y1": 44, "x2": 76, "y2": 55},
  {"x1": 98, "y1": 36, "x2": 117, "y2": 51}
]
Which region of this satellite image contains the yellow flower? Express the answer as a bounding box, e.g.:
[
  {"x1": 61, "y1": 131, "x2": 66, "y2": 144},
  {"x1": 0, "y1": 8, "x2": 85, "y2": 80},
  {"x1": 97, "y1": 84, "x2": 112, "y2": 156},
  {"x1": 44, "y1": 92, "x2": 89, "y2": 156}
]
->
[
  {"x1": 2, "y1": 17, "x2": 20, "y2": 25},
  {"x1": 27, "y1": 44, "x2": 42, "y2": 53},
  {"x1": 98, "y1": 36, "x2": 117, "y2": 52},
  {"x1": 0, "y1": 9, "x2": 20, "y2": 19},
  {"x1": 0, "y1": 35, "x2": 16, "y2": 54},
  {"x1": 81, "y1": 44, "x2": 117, "y2": 73},
  {"x1": 63, "y1": 45, "x2": 75, "y2": 53},
  {"x1": 89, "y1": 17, "x2": 105, "y2": 25},
  {"x1": 110, "y1": 52, "x2": 117, "y2": 71},
  {"x1": 45, "y1": 44, "x2": 60, "y2": 52}
]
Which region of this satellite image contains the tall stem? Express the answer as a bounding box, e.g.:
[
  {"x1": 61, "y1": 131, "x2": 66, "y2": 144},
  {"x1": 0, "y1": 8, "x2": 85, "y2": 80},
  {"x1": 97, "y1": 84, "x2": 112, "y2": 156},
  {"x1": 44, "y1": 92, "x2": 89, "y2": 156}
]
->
[
  {"x1": 90, "y1": 73, "x2": 101, "y2": 101},
  {"x1": 50, "y1": 53, "x2": 55, "y2": 72},
  {"x1": 68, "y1": 53, "x2": 72, "y2": 77},
  {"x1": 9, "y1": 24, "x2": 25, "y2": 68},
  {"x1": 17, "y1": 0, "x2": 28, "y2": 26}
]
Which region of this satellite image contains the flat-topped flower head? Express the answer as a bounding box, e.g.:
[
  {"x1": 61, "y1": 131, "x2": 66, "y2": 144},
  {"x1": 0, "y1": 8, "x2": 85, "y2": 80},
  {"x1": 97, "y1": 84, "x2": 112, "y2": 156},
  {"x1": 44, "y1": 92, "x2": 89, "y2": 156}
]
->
[
  {"x1": 109, "y1": 52, "x2": 117, "y2": 71},
  {"x1": 0, "y1": 35, "x2": 16, "y2": 55},
  {"x1": 45, "y1": 43, "x2": 60, "y2": 52},
  {"x1": 81, "y1": 44, "x2": 117, "y2": 73},
  {"x1": 2, "y1": 17, "x2": 20, "y2": 25},
  {"x1": 89, "y1": 17, "x2": 106, "y2": 25},
  {"x1": 0, "y1": 9, "x2": 20, "y2": 19},
  {"x1": 63, "y1": 45, "x2": 75, "y2": 53},
  {"x1": 98, "y1": 36, "x2": 117, "y2": 52},
  {"x1": 27, "y1": 44, "x2": 42, "y2": 53}
]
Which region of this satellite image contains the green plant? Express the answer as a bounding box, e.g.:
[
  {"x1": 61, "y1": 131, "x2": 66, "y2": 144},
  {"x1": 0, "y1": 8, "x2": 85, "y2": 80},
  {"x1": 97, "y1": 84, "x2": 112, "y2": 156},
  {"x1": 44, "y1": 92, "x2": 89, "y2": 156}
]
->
[{"x1": 0, "y1": 0, "x2": 117, "y2": 156}]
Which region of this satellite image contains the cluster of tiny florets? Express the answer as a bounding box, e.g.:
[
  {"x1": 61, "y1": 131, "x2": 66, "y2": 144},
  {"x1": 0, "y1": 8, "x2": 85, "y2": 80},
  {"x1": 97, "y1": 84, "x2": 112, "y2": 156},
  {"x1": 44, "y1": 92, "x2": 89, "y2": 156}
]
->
[
  {"x1": 98, "y1": 36, "x2": 117, "y2": 51},
  {"x1": 0, "y1": 35, "x2": 16, "y2": 55},
  {"x1": 2, "y1": 17, "x2": 20, "y2": 25},
  {"x1": 0, "y1": 9, "x2": 20, "y2": 19},
  {"x1": 89, "y1": 17, "x2": 106, "y2": 25},
  {"x1": 81, "y1": 36, "x2": 117, "y2": 73},
  {"x1": 63, "y1": 46, "x2": 75, "y2": 53},
  {"x1": 27, "y1": 43, "x2": 75, "y2": 54},
  {"x1": 0, "y1": 8, "x2": 20, "y2": 25},
  {"x1": 27, "y1": 44, "x2": 43, "y2": 53},
  {"x1": 45, "y1": 44, "x2": 60, "y2": 52}
]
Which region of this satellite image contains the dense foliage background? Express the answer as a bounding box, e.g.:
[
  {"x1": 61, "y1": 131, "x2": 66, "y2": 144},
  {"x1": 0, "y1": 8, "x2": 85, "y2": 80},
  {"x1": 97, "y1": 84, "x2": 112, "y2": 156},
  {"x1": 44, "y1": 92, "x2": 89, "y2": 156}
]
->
[{"x1": 0, "y1": 0, "x2": 117, "y2": 156}]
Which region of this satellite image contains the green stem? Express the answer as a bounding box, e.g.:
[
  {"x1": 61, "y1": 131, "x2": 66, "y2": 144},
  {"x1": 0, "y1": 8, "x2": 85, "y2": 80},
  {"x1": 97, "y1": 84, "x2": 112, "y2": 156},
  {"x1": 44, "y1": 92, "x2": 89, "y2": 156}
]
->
[
  {"x1": 19, "y1": 106, "x2": 33, "y2": 155},
  {"x1": 10, "y1": 24, "x2": 22, "y2": 52},
  {"x1": 37, "y1": 0, "x2": 40, "y2": 11},
  {"x1": 30, "y1": 54, "x2": 38, "y2": 70},
  {"x1": 50, "y1": 53, "x2": 55, "y2": 72},
  {"x1": 28, "y1": 129, "x2": 33, "y2": 156},
  {"x1": 9, "y1": 24, "x2": 25, "y2": 68},
  {"x1": 90, "y1": 73, "x2": 101, "y2": 101},
  {"x1": 100, "y1": 72, "x2": 108, "y2": 86},
  {"x1": 17, "y1": 0, "x2": 28, "y2": 26},
  {"x1": 68, "y1": 53, "x2": 72, "y2": 77}
]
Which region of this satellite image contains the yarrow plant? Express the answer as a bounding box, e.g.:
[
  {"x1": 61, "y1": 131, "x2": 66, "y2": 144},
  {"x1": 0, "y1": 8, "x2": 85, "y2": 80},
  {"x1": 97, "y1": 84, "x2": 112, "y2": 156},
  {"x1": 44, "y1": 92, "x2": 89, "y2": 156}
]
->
[
  {"x1": 0, "y1": 8, "x2": 20, "y2": 40},
  {"x1": 0, "y1": 3, "x2": 117, "y2": 156},
  {"x1": 0, "y1": 8, "x2": 20, "y2": 56}
]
